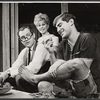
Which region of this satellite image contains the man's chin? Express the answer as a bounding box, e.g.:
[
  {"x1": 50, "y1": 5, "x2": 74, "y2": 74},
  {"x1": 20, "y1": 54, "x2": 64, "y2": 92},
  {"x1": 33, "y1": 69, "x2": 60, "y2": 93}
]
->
[{"x1": 26, "y1": 45, "x2": 31, "y2": 48}]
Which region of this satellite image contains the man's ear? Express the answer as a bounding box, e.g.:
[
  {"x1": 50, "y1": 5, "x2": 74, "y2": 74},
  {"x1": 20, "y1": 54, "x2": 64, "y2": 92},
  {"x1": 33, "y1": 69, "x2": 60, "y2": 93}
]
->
[{"x1": 69, "y1": 19, "x2": 74, "y2": 26}]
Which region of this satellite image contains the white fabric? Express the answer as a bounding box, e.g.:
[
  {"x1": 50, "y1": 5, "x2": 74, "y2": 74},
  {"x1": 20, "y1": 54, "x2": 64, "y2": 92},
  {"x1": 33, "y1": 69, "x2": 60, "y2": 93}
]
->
[
  {"x1": 38, "y1": 34, "x2": 59, "y2": 46},
  {"x1": 8, "y1": 43, "x2": 50, "y2": 77}
]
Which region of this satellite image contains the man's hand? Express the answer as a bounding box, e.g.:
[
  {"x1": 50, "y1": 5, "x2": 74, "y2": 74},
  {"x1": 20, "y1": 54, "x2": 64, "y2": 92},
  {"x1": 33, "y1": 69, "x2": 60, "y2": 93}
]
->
[
  {"x1": 18, "y1": 66, "x2": 37, "y2": 84},
  {"x1": 48, "y1": 60, "x2": 66, "y2": 78},
  {"x1": 0, "y1": 76, "x2": 3, "y2": 87},
  {"x1": 0, "y1": 71, "x2": 9, "y2": 84}
]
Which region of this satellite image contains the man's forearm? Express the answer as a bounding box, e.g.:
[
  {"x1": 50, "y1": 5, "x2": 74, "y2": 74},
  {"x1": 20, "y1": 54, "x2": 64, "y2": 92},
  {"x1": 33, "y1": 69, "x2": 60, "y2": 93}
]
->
[
  {"x1": 7, "y1": 68, "x2": 18, "y2": 78},
  {"x1": 50, "y1": 53, "x2": 57, "y2": 64},
  {"x1": 0, "y1": 69, "x2": 11, "y2": 82}
]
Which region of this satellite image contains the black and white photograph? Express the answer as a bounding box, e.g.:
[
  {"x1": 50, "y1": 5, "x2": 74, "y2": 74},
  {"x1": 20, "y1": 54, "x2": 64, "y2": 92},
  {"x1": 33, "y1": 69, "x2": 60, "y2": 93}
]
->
[{"x1": 0, "y1": 2, "x2": 100, "y2": 99}]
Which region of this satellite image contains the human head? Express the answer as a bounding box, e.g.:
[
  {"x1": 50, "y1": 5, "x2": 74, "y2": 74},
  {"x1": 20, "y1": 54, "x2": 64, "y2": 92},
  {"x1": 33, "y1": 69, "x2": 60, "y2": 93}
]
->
[
  {"x1": 53, "y1": 12, "x2": 77, "y2": 39},
  {"x1": 53, "y1": 12, "x2": 76, "y2": 27},
  {"x1": 34, "y1": 13, "x2": 50, "y2": 35},
  {"x1": 17, "y1": 26, "x2": 36, "y2": 48},
  {"x1": 38, "y1": 81, "x2": 53, "y2": 93}
]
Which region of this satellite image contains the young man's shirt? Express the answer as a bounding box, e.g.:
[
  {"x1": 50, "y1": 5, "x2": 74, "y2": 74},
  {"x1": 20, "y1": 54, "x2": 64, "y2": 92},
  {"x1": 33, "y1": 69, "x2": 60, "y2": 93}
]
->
[{"x1": 56, "y1": 32, "x2": 100, "y2": 91}]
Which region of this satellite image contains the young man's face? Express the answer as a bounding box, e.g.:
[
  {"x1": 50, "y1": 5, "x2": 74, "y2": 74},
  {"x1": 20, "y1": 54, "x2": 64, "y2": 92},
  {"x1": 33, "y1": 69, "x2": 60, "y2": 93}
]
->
[
  {"x1": 56, "y1": 18, "x2": 71, "y2": 39},
  {"x1": 19, "y1": 28, "x2": 35, "y2": 48}
]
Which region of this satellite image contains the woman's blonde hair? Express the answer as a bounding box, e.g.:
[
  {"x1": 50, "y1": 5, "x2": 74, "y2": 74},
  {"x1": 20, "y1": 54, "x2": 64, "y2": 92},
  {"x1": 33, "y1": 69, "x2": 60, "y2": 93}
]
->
[{"x1": 34, "y1": 13, "x2": 50, "y2": 26}]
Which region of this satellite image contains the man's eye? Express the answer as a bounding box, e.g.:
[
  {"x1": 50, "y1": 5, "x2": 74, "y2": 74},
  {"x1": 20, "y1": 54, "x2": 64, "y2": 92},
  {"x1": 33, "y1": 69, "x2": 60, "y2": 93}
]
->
[
  {"x1": 26, "y1": 33, "x2": 31, "y2": 37},
  {"x1": 58, "y1": 23, "x2": 62, "y2": 27},
  {"x1": 37, "y1": 24, "x2": 41, "y2": 27},
  {"x1": 20, "y1": 36, "x2": 25, "y2": 40}
]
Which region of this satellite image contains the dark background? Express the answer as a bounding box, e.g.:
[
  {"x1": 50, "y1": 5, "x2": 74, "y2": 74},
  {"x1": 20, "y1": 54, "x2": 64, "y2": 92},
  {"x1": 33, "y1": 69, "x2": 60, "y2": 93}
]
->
[{"x1": 19, "y1": 3, "x2": 100, "y2": 51}]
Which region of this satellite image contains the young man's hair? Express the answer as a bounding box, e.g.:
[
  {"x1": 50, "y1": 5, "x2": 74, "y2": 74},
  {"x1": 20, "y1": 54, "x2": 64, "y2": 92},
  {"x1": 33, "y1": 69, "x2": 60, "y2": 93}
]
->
[
  {"x1": 53, "y1": 12, "x2": 77, "y2": 27},
  {"x1": 17, "y1": 26, "x2": 34, "y2": 37}
]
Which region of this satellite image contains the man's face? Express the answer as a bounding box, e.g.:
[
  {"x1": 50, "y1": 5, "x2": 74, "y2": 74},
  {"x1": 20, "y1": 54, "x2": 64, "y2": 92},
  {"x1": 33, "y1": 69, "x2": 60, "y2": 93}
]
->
[
  {"x1": 19, "y1": 28, "x2": 35, "y2": 48},
  {"x1": 56, "y1": 18, "x2": 71, "y2": 39}
]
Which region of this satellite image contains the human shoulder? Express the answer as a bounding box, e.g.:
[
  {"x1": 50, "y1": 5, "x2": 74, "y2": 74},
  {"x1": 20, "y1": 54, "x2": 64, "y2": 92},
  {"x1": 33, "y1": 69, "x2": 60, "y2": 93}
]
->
[
  {"x1": 17, "y1": 47, "x2": 28, "y2": 58},
  {"x1": 38, "y1": 36, "x2": 44, "y2": 44},
  {"x1": 35, "y1": 43, "x2": 46, "y2": 51},
  {"x1": 21, "y1": 47, "x2": 28, "y2": 51},
  {"x1": 80, "y1": 32, "x2": 94, "y2": 39},
  {"x1": 79, "y1": 32, "x2": 95, "y2": 43},
  {"x1": 19, "y1": 47, "x2": 28, "y2": 54}
]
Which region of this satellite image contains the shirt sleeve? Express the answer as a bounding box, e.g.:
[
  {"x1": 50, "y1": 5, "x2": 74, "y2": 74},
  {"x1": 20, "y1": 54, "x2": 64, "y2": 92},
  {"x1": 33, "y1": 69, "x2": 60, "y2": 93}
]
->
[
  {"x1": 9, "y1": 48, "x2": 27, "y2": 77},
  {"x1": 38, "y1": 37, "x2": 44, "y2": 44},
  {"x1": 27, "y1": 44, "x2": 50, "y2": 74},
  {"x1": 79, "y1": 33, "x2": 97, "y2": 58}
]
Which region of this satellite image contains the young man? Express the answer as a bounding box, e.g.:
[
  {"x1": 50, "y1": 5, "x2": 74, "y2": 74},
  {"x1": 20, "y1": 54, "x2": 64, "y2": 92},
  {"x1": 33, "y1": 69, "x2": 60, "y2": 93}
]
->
[
  {"x1": 19, "y1": 12, "x2": 100, "y2": 98},
  {"x1": 0, "y1": 26, "x2": 51, "y2": 93}
]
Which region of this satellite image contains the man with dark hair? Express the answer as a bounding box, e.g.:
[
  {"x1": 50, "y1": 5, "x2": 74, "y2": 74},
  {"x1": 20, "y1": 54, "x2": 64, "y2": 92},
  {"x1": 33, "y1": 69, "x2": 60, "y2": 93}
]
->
[
  {"x1": 19, "y1": 12, "x2": 100, "y2": 98},
  {"x1": 0, "y1": 26, "x2": 51, "y2": 93}
]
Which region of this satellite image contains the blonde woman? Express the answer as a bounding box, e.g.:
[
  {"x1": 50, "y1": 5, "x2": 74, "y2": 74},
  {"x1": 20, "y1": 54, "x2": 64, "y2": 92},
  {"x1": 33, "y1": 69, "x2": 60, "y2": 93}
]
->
[
  {"x1": 33, "y1": 13, "x2": 59, "y2": 98},
  {"x1": 34, "y1": 13, "x2": 59, "y2": 46}
]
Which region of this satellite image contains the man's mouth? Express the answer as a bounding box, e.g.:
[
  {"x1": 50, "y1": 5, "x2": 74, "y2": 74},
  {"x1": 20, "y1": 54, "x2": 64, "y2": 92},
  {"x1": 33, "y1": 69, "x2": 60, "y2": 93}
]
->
[
  {"x1": 59, "y1": 29, "x2": 64, "y2": 36},
  {"x1": 26, "y1": 41, "x2": 30, "y2": 45}
]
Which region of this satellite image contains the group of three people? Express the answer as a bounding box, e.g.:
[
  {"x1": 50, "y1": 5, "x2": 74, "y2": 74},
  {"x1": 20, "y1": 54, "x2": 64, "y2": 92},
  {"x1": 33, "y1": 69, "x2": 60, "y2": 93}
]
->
[{"x1": 0, "y1": 12, "x2": 100, "y2": 98}]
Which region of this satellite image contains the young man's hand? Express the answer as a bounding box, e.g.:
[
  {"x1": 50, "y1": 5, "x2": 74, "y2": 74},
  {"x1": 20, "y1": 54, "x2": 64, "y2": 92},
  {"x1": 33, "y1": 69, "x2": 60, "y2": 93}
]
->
[{"x1": 48, "y1": 60, "x2": 66, "y2": 78}]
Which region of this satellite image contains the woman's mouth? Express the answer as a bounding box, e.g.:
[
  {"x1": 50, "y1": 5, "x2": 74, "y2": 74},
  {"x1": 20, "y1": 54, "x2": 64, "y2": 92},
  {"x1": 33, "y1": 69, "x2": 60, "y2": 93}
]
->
[{"x1": 40, "y1": 29, "x2": 45, "y2": 32}]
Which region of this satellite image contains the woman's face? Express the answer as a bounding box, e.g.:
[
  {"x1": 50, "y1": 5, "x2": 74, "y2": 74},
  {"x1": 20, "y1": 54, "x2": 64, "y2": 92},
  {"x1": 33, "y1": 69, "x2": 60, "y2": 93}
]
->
[{"x1": 36, "y1": 20, "x2": 49, "y2": 35}]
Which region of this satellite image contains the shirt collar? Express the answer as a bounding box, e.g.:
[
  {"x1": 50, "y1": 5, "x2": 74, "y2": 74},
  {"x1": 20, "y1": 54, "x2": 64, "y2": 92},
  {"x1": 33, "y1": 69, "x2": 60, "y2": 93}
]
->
[
  {"x1": 27, "y1": 40, "x2": 37, "y2": 51},
  {"x1": 33, "y1": 41, "x2": 37, "y2": 50}
]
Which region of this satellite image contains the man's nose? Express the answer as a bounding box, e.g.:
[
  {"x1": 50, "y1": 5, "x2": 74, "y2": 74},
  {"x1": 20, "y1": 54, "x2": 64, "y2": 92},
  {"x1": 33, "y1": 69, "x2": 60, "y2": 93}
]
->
[
  {"x1": 57, "y1": 27, "x2": 60, "y2": 32},
  {"x1": 57, "y1": 29, "x2": 61, "y2": 35},
  {"x1": 25, "y1": 37, "x2": 28, "y2": 41}
]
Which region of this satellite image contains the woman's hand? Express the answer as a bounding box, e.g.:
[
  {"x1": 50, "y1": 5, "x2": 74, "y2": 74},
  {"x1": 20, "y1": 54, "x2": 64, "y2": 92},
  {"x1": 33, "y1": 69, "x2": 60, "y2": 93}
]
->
[{"x1": 43, "y1": 36, "x2": 55, "y2": 54}]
